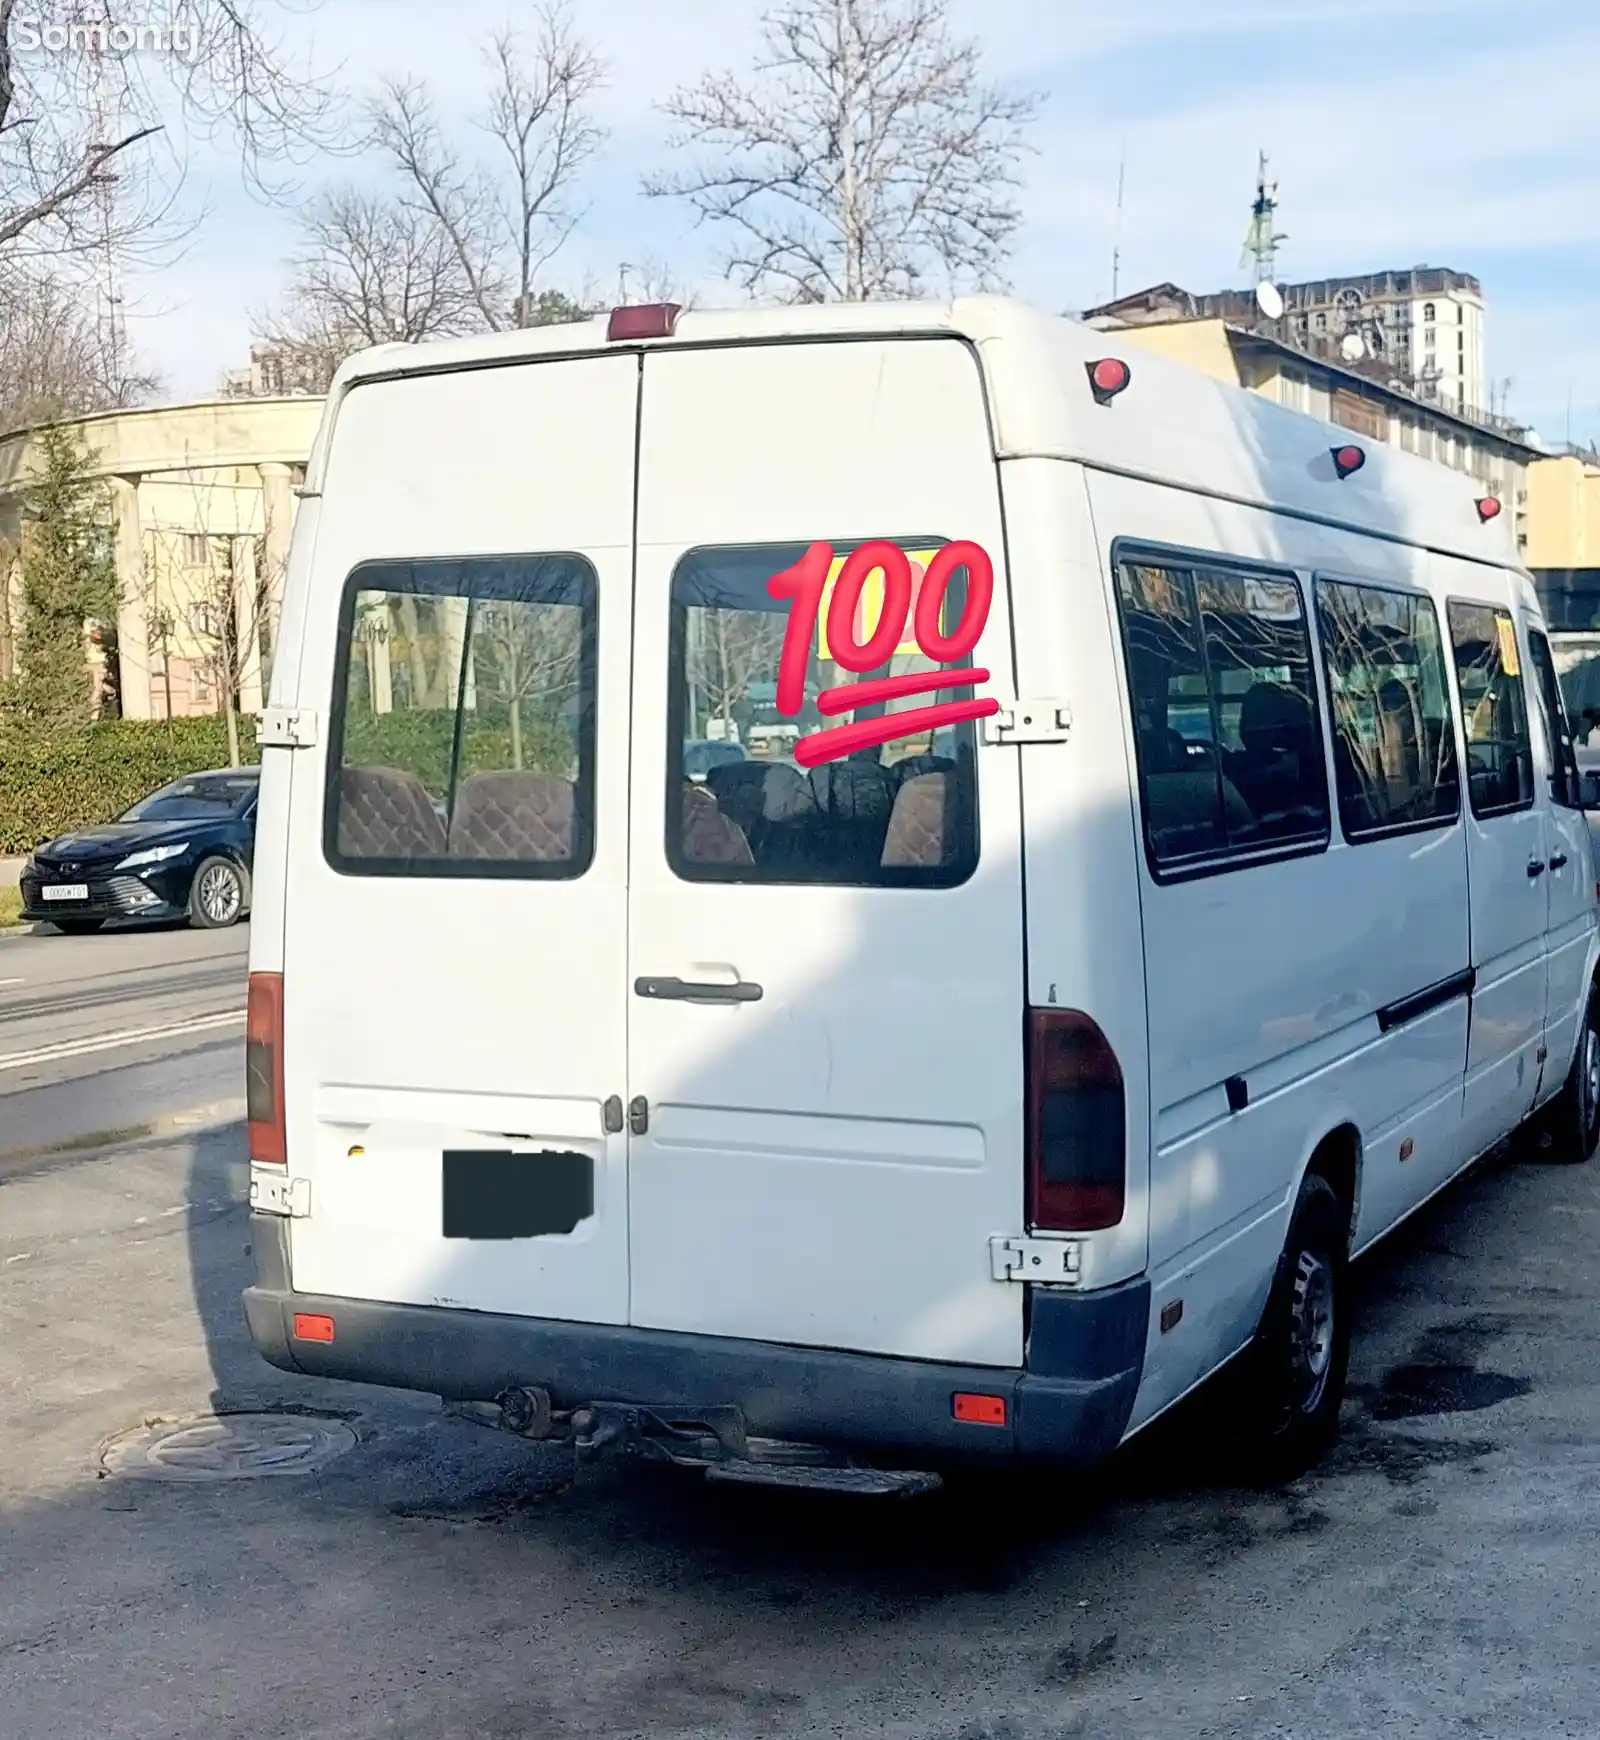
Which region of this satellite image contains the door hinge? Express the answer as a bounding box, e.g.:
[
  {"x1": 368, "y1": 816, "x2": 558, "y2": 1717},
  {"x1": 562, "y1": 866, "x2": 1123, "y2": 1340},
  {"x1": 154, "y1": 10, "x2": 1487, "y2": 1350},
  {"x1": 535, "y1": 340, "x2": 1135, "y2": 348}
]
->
[
  {"x1": 990, "y1": 1234, "x2": 1082, "y2": 1284},
  {"x1": 249, "y1": 1169, "x2": 312, "y2": 1217},
  {"x1": 983, "y1": 700, "x2": 1072, "y2": 746},
  {"x1": 258, "y1": 706, "x2": 319, "y2": 749}
]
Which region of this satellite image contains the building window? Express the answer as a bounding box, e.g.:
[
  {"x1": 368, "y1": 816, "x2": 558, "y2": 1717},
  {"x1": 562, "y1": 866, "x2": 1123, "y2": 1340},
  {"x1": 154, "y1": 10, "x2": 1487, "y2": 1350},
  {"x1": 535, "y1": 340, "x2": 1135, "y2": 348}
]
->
[
  {"x1": 183, "y1": 533, "x2": 210, "y2": 567},
  {"x1": 1423, "y1": 302, "x2": 1436, "y2": 323},
  {"x1": 1315, "y1": 312, "x2": 1327, "y2": 331},
  {"x1": 1424, "y1": 330, "x2": 1436, "y2": 351}
]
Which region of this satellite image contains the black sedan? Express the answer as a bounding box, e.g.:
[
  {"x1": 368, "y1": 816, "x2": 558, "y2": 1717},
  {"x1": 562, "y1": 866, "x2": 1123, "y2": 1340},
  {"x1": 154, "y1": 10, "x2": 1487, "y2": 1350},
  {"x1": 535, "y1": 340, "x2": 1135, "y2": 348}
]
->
[{"x1": 19, "y1": 767, "x2": 259, "y2": 935}]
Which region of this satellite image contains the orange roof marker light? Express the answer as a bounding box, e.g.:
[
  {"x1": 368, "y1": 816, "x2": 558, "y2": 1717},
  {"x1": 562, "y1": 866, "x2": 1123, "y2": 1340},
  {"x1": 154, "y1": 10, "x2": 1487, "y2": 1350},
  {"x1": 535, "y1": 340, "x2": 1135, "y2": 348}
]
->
[
  {"x1": 1331, "y1": 444, "x2": 1367, "y2": 480},
  {"x1": 607, "y1": 303, "x2": 681, "y2": 342},
  {"x1": 1477, "y1": 495, "x2": 1503, "y2": 523},
  {"x1": 1086, "y1": 356, "x2": 1132, "y2": 405}
]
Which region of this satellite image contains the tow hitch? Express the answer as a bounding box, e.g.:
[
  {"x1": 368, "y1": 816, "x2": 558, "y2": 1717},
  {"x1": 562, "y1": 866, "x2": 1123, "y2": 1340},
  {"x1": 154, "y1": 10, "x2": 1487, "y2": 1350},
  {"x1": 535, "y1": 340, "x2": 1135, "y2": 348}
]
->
[{"x1": 448, "y1": 1387, "x2": 941, "y2": 1497}]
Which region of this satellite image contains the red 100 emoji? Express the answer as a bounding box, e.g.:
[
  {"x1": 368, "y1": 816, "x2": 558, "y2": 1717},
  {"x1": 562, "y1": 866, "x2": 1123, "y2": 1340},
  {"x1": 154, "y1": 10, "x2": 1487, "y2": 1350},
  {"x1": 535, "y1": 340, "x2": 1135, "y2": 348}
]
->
[{"x1": 765, "y1": 540, "x2": 1000, "y2": 768}]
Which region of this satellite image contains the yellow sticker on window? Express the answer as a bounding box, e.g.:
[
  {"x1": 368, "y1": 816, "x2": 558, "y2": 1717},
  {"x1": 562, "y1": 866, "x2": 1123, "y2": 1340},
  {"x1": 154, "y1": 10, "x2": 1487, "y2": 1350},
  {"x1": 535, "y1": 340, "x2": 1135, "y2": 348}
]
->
[
  {"x1": 1497, "y1": 614, "x2": 1521, "y2": 677},
  {"x1": 816, "y1": 548, "x2": 941, "y2": 664}
]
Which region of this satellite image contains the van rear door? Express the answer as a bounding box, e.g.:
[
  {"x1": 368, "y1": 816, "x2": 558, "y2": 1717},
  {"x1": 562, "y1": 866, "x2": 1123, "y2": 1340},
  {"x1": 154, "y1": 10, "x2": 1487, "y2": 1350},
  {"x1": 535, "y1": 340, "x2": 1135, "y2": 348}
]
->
[
  {"x1": 624, "y1": 337, "x2": 1026, "y2": 1367},
  {"x1": 281, "y1": 354, "x2": 637, "y2": 1324}
]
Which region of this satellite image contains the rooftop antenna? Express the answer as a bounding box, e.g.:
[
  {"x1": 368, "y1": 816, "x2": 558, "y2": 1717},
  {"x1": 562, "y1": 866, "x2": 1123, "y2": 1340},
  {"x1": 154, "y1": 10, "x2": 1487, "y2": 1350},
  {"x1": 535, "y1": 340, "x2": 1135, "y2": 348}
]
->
[
  {"x1": 1110, "y1": 160, "x2": 1126, "y2": 302},
  {"x1": 1241, "y1": 150, "x2": 1287, "y2": 286}
]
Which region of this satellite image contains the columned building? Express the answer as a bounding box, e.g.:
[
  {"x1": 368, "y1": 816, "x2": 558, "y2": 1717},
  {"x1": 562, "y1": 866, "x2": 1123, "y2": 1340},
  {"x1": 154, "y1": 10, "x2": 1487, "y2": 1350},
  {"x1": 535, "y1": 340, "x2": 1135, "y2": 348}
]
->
[{"x1": 0, "y1": 396, "x2": 324, "y2": 718}]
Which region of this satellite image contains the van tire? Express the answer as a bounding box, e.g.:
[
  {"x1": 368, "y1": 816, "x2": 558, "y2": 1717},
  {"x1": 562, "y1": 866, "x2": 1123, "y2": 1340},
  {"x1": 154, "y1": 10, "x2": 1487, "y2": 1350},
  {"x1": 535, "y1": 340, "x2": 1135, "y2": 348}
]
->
[
  {"x1": 1241, "y1": 1171, "x2": 1351, "y2": 1482},
  {"x1": 1544, "y1": 988, "x2": 1600, "y2": 1164}
]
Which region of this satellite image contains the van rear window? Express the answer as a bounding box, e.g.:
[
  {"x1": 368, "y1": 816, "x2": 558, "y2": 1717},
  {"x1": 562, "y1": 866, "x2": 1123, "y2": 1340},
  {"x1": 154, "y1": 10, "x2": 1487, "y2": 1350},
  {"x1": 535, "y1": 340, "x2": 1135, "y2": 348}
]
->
[
  {"x1": 324, "y1": 554, "x2": 597, "y2": 878},
  {"x1": 666, "y1": 542, "x2": 980, "y2": 886}
]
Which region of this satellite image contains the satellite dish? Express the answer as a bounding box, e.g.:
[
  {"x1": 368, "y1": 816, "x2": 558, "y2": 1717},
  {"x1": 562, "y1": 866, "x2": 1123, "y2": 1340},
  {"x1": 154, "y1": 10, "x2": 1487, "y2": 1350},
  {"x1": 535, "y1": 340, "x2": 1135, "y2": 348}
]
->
[
  {"x1": 1340, "y1": 331, "x2": 1367, "y2": 363},
  {"x1": 1255, "y1": 281, "x2": 1285, "y2": 320}
]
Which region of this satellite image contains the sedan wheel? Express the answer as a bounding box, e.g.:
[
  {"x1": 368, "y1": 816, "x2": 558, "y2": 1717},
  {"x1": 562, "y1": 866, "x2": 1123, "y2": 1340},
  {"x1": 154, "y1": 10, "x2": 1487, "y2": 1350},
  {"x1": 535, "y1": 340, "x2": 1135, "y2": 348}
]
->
[{"x1": 189, "y1": 857, "x2": 246, "y2": 930}]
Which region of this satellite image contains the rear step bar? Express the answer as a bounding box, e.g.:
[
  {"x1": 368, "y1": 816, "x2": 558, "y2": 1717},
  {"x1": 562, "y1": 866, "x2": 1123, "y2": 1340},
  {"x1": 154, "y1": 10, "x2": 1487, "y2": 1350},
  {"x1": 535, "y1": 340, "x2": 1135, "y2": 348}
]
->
[{"x1": 448, "y1": 1387, "x2": 942, "y2": 1497}]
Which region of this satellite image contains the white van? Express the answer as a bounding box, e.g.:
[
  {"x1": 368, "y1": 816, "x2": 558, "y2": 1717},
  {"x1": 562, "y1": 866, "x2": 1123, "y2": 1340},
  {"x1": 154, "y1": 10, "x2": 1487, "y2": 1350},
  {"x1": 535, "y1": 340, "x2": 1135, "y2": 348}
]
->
[{"x1": 243, "y1": 297, "x2": 1600, "y2": 1490}]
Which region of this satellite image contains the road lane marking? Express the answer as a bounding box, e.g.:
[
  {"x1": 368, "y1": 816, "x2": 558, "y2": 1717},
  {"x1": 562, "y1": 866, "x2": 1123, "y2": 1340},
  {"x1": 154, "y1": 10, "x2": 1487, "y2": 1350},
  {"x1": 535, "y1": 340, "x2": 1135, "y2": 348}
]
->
[{"x1": 0, "y1": 1008, "x2": 245, "y2": 1072}]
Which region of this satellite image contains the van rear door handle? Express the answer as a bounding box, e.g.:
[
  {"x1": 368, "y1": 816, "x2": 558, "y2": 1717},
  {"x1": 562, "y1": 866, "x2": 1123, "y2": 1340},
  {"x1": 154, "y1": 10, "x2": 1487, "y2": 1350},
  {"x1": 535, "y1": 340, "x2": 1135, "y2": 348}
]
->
[
  {"x1": 1550, "y1": 853, "x2": 1569, "y2": 871},
  {"x1": 1527, "y1": 859, "x2": 1546, "y2": 878},
  {"x1": 634, "y1": 976, "x2": 764, "y2": 1004}
]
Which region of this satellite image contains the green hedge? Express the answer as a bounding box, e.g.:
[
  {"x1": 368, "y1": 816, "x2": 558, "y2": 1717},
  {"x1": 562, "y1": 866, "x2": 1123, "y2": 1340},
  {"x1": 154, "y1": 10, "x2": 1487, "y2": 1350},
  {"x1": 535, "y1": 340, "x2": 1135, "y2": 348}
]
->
[{"x1": 0, "y1": 717, "x2": 260, "y2": 854}]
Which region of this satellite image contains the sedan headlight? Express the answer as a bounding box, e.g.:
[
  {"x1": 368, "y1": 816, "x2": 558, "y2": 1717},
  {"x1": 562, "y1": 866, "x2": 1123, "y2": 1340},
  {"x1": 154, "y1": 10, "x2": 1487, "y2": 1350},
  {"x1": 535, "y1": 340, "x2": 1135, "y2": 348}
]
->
[{"x1": 114, "y1": 841, "x2": 190, "y2": 870}]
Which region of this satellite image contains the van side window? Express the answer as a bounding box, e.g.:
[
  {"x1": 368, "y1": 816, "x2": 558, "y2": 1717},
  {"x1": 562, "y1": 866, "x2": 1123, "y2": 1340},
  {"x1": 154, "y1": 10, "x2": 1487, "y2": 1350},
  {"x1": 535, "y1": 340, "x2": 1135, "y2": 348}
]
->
[
  {"x1": 1527, "y1": 626, "x2": 1584, "y2": 809},
  {"x1": 1315, "y1": 580, "x2": 1460, "y2": 838},
  {"x1": 665, "y1": 541, "x2": 980, "y2": 887},
  {"x1": 325, "y1": 554, "x2": 597, "y2": 878},
  {"x1": 1446, "y1": 601, "x2": 1535, "y2": 817},
  {"x1": 1115, "y1": 557, "x2": 1329, "y2": 873}
]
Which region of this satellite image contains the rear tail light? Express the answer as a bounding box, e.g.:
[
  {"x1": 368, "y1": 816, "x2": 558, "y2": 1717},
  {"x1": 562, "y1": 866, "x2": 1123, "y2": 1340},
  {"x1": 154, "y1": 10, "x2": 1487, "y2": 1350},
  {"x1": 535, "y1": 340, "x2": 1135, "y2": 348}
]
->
[
  {"x1": 246, "y1": 972, "x2": 286, "y2": 1165},
  {"x1": 1026, "y1": 1008, "x2": 1125, "y2": 1231}
]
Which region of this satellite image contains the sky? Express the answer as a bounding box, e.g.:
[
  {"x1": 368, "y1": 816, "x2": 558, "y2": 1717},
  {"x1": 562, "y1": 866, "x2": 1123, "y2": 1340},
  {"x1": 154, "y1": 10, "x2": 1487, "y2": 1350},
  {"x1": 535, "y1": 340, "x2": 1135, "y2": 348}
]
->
[{"x1": 108, "y1": 0, "x2": 1600, "y2": 449}]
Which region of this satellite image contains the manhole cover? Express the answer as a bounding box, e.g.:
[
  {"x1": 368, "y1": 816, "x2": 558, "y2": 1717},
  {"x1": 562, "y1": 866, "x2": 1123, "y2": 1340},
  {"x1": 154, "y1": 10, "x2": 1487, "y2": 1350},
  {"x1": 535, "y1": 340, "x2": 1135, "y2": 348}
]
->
[{"x1": 99, "y1": 1412, "x2": 359, "y2": 1481}]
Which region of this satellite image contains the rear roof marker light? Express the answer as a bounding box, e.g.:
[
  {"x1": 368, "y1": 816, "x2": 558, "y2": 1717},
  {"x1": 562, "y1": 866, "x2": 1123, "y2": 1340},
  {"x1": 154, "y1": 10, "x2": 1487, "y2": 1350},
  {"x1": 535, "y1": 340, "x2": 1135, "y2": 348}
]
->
[
  {"x1": 1087, "y1": 357, "x2": 1132, "y2": 405},
  {"x1": 1476, "y1": 495, "x2": 1503, "y2": 522},
  {"x1": 1331, "y1": 444, "x2": 1366, "y2": 479},
  {"x1": 607, "y1": 302, "x2": 681, "y2": 342}
]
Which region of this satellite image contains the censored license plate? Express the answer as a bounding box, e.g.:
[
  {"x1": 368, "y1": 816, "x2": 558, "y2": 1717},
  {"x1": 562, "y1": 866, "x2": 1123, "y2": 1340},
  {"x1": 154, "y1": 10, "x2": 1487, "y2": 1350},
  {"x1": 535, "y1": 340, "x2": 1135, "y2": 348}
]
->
[
  {"x1": 442, "y1": 1149, "x2": 594, "y2": 1240},
  {"x1": 40, "y1": 883, "x2": 89, "y2": 901}
]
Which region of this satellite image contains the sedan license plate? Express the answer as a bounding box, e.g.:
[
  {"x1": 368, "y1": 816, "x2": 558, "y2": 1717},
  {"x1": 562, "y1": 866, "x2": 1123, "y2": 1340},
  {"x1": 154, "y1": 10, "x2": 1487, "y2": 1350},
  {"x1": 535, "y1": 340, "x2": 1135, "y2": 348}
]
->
[{"x1": 40, "y1": 883, "x2": 89, "y2": 902}]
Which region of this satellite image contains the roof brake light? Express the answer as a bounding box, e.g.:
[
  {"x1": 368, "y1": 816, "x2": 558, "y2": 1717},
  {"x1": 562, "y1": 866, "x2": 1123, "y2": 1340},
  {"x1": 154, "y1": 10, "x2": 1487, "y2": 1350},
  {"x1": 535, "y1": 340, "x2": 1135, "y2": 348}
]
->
[
  {"x1": 1476, "y1": 495, "x2": 1503, "y2": 523},
  {"x1": 1331, "y1": 444, "x2": 1366, "y2": 479},
  {"x1": 607, "y1": 302, "x2": 682, "y2": 342},
  {"x1": 1087, "y1": 356, "x2": 1132, "y2": 404}
]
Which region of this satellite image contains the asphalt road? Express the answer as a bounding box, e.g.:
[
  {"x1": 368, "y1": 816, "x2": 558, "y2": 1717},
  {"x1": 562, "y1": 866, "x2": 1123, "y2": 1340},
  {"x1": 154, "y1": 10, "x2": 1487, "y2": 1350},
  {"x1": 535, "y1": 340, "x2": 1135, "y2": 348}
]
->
[
  {"x1": 3, "y1": 1097, "x2": 1600, "y2": 1737},
  {"x1": 0, "y1": 921, "x2": 248, "y2": 1158}
]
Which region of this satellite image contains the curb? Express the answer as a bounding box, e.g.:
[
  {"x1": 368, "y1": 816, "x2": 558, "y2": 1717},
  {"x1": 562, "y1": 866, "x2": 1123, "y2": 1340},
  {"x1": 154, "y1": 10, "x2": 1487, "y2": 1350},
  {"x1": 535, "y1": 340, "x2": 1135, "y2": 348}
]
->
[{"x1": 0, "y1": 1097, "x2": 247, "y2": 1170}]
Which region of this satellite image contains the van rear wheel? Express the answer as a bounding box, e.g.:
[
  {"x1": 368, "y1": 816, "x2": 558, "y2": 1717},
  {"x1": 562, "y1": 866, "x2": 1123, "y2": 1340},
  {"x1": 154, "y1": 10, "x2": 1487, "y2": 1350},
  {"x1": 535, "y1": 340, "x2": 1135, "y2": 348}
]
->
[
  {"x1": 1543, "y1": 988, "x2": 1600, "y2": 1164},
  {"x1": 1241, "y1": 1171, "x2": 1351, "y2": 1482}
]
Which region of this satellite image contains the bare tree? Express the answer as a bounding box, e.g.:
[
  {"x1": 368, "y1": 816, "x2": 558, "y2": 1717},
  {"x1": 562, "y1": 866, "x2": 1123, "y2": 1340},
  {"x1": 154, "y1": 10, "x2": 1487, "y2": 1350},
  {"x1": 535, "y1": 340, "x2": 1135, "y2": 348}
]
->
[
  {"x1": 255, "y1": 188, "x2": 486, "y2": 390},
  {"x1": 646, "y1": 0, "x2": 1037, "y2": 303},
  {"x1": 687, "y1": 607, "x2": 785, "y2": 737},
  {"x1": 0, "y1": 1, "x2": 350, "y2": 267},
  {"x1": 471, "y1": 595, "x2": 582, "y2": 770},
  {"x1": 0, "y1": 263, "x2": 158, "y2": 431},
  {"x1": 180, "y1": 530, "x2": 270, "y2": 765},
  {"x1": 372, "y1": 4, "x2": 605, "y2": 333}
]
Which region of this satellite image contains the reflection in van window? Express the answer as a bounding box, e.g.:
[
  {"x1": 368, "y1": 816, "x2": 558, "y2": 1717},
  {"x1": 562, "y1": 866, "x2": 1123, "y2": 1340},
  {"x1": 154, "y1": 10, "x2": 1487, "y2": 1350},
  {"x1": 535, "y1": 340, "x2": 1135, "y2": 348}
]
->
[
  {"x1": 1316, "y1": 581, "x2": 1460, "y2": 838},
  {"x1": 1116, "y1": 557, "x2": 1329, "y2": 870},
  {"x1": 326, "y1": 554, "x2": 597, "y2": 877},
  {"x1": 1446, "y1": 601, "x2": 1534, "y2": 818},
  {"x1": 666, "y1": 541, "x2": 980, "y2": 886}
]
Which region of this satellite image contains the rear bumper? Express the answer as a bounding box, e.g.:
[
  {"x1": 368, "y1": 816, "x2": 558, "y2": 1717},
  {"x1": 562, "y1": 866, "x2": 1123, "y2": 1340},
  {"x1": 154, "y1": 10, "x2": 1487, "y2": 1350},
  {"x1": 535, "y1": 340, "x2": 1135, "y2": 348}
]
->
[{"x1": 242, "y1": 1214, "x2": 1148, "y2": 1467}]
